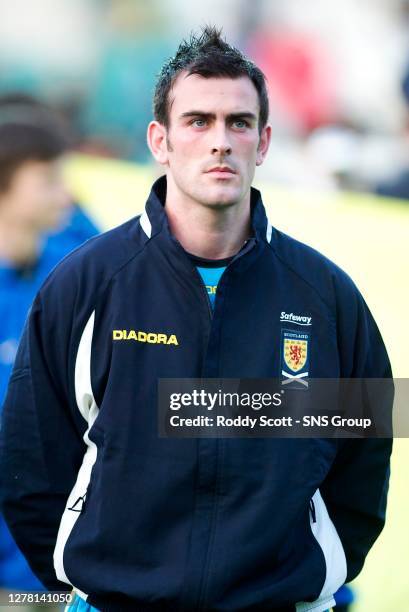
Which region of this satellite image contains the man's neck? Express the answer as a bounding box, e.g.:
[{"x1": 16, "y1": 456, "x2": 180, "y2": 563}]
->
[
  {"x1": 164, "y1": 177, "x2": 252, "y2": 260},
  {"x1": 0, "y1": 219, "x2": 40, "y2": 267}
]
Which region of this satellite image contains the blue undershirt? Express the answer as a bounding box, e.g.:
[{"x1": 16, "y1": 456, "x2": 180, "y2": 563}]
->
[
  {"x1": 186, "y1": 252, "x2": 233, "y2": 310},
  {"x1": 196, "y1": 265, "x2": 226, "y2": 308}
]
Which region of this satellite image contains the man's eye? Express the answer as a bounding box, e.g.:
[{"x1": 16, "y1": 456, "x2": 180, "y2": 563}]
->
[
  {"x1": 232, "y1": 120, "x2": 249, "y2": 129},
  {"x1": 191, "y1": 119, "x2": 207, "y2": 127}
]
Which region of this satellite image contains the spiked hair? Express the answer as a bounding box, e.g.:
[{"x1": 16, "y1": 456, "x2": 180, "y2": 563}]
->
[{"x1": 153, "y1": 26, "x2": 269, "y2": 133}]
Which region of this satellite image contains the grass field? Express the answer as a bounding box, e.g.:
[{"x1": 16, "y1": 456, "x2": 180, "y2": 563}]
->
[{"x1": 66, "y1": 155, "x2": 409, "y2": 611}]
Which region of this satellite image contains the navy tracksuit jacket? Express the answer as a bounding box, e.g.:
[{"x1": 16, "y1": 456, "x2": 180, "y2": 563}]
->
[{"x1": 0, "y1": 177, "x2": 392, "y2": 612}]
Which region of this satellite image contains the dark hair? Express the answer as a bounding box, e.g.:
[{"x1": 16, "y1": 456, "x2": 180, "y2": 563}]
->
[
  {"x1": 153, "y1": 26, "x2": 269, "y2": 133},
  {"x1": 0, "y1": 94, "x2": 70, "y2": 194}
]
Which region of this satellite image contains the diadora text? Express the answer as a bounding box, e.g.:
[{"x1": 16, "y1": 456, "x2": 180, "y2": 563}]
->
[{"x1": 113, "y1": 330, "x2": 179, "y2": 345}]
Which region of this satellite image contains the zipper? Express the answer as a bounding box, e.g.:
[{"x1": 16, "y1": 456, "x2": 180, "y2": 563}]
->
[
  {"x1": 192, "y1": 265, "x2": 213, "y2": 321},
  {"x1": 181, "y1": 238, "x2": 258, "y2": 610},
  {"x1": 309, "y1": 498, "x2": 317, "y2": 523}
]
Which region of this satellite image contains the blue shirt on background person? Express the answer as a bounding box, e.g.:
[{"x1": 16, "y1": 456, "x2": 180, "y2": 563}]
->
[{"x1": 0, "y1": 203, "x2": 99, "y2": 591}]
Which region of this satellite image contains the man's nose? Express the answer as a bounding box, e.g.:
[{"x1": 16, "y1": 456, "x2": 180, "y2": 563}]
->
[{"x1": 211, "y1": 124, "x2": 232, "y2": 156}]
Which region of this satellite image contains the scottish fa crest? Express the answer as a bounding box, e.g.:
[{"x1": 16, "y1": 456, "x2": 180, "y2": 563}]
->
[
  {"x1": 284, "y1": 337, "x2": 308, "y2": 372},
  {"x1": 281, "y1": 330, "x2": 310, "y2": 388}
]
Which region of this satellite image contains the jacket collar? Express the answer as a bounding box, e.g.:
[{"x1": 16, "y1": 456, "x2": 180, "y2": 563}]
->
[{"x1": 140, "y1": 175, "x2": 272, "y2": 245}]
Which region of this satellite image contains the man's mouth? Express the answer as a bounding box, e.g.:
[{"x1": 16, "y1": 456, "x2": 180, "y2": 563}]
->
[{"x1": 205, "y1": 166, "x2": 236, "y2": 176}]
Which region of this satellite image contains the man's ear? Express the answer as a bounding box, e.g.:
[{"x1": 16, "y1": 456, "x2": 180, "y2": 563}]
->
[
  {"x1": 256, "y1": 124, "x2": 272, "y2": 167},
  {"x1": 147, "y1": 121, "x2": 169, "y2": 165}
]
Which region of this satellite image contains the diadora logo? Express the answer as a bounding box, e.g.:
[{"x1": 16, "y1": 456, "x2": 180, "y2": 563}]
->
[
  {"x1": 206, "y1": 285, "x2": 217, "y2": 295},
  {"x1": 280, "y1": 311, "x2": 312, "y2": 326},
  {"x1": 113, "y1": 330, "x2": 179, "y2": 346}
]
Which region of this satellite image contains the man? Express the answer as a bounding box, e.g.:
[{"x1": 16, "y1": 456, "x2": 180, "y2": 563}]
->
[
  {"x1": 0, "y1": 95, "x2": 98, "y2": 600},
  {"x1": 0, "y1": 28, "x2": 392, "y2": 612}
]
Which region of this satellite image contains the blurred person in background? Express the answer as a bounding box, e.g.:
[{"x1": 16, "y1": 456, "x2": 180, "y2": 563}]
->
[{"x1": 0, "y1": 95, "x2": 99, "y2": 603}]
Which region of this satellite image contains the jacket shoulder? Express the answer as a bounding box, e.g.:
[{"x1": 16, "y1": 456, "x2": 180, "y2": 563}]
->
[
  {"x1": 39, "y1": 215, "x2": 145, "y2": 304},
  {"x1": 269, "y1": 228, "x2": 390, "y2": 376},
  {"x1": 269, "y1": 227, "x2": 360, "y2": 310}
]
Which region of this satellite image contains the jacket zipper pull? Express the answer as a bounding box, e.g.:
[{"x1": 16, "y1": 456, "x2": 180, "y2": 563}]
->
[
  {"x1": 68, "y1": 493, "x2": 87, "y2": 513},
  {"x1": 309, "y1": 499, "x2": 317, "y2": 523}
]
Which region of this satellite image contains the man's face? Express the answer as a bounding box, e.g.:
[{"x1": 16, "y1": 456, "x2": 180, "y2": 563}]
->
[
  {"x1": 158, "y1": 73, "x2": 270, "y2": 208},
  {"x1": 0, "y1": 158, "x2": 71, "y2": 230}
]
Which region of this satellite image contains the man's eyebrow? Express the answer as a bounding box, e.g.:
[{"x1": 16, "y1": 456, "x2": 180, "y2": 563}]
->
[
  {"x1": 179, "y1": 111, "x2": 257, "y2": 122},
  {"x1": 226, "y1": 112, "x2": 257, "y2": 122},
  {"x1": 179, "y1": 111, "x2": 216, "y2": 120}
]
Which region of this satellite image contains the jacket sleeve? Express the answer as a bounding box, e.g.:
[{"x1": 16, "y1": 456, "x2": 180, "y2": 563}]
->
[
  {"x1": 0, "y1": 289, "x2": 87, "y2": 590},
  {"x1": 320, "y1": 276, "x2": 393, "y2": 582}
]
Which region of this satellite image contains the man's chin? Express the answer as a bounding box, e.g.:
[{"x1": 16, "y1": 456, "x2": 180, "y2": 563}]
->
[{"x1": 199, "y1": 184, "x2": 243, "y2": 208}]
